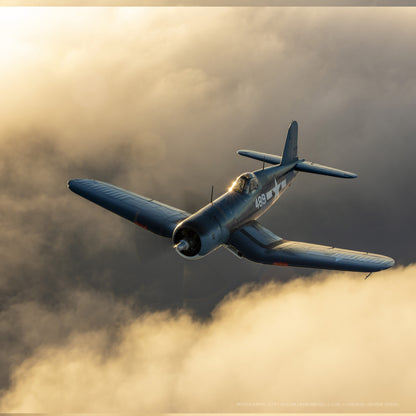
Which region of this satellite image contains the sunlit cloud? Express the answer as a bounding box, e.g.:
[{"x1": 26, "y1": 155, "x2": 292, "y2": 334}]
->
[{"x1": 2, "y1": 266, "x2": 415, "y2": 412}]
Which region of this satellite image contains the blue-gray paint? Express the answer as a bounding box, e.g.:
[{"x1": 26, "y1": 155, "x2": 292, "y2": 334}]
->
[{"x1": 68, "y1": 121, "x2": 394, "y2": 273}]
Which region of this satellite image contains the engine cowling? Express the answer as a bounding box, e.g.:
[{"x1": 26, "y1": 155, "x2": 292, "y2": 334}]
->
[{"x1": 172, "y1": 213, "x2": 229, "y2": 259}]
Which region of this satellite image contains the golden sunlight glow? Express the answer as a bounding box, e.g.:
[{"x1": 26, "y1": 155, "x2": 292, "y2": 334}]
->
[
  {"x1": 0, "y1": 7, "x2": 157, "y2": 142},
  {"x1": 0, "y1": 8, "x2": 153, "y2": 75},
  {"x1": 0, "y1": 7, "x2": 36, "y2": 30},
  {"x1": 0, "y1": 8, "x2": 40, "y2": 70},
  {"x1": 228, "y1": 180, "x2": 237, "y2": 192}
]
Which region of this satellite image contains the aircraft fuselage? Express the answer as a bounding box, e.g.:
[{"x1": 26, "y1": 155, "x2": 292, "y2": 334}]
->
[{"x1": 172, "y1": 163, "x2": 298, "y2": 259}]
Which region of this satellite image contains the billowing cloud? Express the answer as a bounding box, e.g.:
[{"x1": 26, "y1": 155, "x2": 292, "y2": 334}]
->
[
  {"x1": 2, "y1": 265, "x2": 416, "y2": 412},
  {"x1": 1, "y1": 6, "x2": 415, "y2": 408}
]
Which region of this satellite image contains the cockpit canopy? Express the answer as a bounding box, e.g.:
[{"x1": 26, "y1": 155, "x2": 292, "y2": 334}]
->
[{"x1": 230, "y1": 172, "x2": 259, "y2": 194}]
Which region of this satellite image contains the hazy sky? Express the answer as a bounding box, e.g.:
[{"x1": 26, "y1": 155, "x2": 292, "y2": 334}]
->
[
  {"x1": 0, "y1": 6, "x2": 415, "y2": 412},
  {"x1": 2, "y1": 1, "x2": 416, "y2": 5}
]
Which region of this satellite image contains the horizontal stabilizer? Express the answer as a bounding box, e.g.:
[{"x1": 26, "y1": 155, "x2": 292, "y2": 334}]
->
[
  {"x1": 295, "y1": 160, "x2": 357, "y2": 178},
  {"x1": 238, "y1": 150, "x2": 357, "y2": 179},
  {"x1": 237, "y1": 150, "x2": 282, "y2": 165}
]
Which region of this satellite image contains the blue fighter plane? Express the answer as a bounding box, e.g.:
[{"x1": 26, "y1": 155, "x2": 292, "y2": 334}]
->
[{"x1": 68, "y1": 121, "x2": 394, "y2": 273}]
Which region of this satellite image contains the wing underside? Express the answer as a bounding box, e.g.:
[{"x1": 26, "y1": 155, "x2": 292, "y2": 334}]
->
[
  {"x1": 68, "y1": 179, "x2": 190, "y2": 238},
  {"x1": 227, "y1": 221, "x2": 394, "y2": 272}
]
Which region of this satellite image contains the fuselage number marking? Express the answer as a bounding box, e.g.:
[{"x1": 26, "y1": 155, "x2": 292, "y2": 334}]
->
[
  {"x1": 255, "y1": 194, "x2": 267, "y2": 209},
  {"x1": 255, "y1": 178, "x2": 286, "y2": 210}
]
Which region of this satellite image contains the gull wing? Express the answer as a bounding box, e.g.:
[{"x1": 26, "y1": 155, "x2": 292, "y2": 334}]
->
[
  {"x1": 68, "y1": 179, "x2": 190, "y2": 238},
  {"x1": 227, "y1": 221, "x2": 394, "y2": 272}
]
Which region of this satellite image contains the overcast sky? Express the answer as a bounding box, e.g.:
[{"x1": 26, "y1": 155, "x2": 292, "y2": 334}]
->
[{"x1": 0, "y1": 6, "x2": 415, "y2": 412}]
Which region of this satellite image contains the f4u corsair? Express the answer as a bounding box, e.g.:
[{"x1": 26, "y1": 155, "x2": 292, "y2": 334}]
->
[{"x1": 68, "y1": 121, "x2": 394, "y2": 273}]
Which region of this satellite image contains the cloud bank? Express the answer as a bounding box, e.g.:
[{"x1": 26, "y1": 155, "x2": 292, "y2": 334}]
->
[{"x1": 2, "y1": 265, "x2": 415, "y2": 412}]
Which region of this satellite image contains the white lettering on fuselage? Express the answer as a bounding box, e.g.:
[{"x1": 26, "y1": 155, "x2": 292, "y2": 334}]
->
[
  {"x1": 255, "y1": 178, "x2": 286, "y2": 210},
  {"x1": 255, "y1": 193, "x2": 267, "y2": 209}
]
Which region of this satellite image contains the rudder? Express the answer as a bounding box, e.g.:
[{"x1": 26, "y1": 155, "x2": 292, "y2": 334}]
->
[{"x1": 281, "y1": 120, "x2": 298, "y2": 165}]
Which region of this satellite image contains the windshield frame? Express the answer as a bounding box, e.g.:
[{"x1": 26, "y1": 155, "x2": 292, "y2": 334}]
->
[{"x1": 230, "y1": 173, "x2": 258, "y2": 194}]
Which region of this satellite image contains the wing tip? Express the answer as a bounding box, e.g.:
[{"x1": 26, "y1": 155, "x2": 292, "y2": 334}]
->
[
  {"x1": 382, "y1": 256, "x2": 395, "y2": 270},
  {"x1": 345, "y1": 172, "x2": 358, "y2": 179},
  {"x1": 67, "y1": 178, "x2": 95, "y2": 192},
  {"x1": 67, "y1": 179, "x2": 75, "y2": 190},
  {"x1": 369, "y1": 254, "x2": 395, "y2": 271}
]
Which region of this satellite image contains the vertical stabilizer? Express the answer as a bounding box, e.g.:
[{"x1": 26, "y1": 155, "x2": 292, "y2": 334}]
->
[{"x1": 282, "y1": 120, "x2": 298, "y2": 165}]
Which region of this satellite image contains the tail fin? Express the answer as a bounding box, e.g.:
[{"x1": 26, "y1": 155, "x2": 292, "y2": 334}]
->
[
  {"x1": 237, "y1": 120, "x2": 357, "y2": 178},
  {"x1": 281, "y1": 120, "x2": 298, "y2": 165}
]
